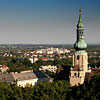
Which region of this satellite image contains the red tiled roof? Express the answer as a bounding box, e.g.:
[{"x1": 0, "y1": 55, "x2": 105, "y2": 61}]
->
[
  {"x1": 85, "y1": 68, "x2": 100, "y2": 81},
  {"x1": 39, "y1": 57, "x2": 48, "y2": 60},
  {"x1": 91, "y1": 68, "x2": 100, "y2": 73},
  {"x1": 32, "y1": 53, "x2": 37, "y2": 55},
  {"x1": 73, "y1": 65, "x2": 79, "y2": 71},
  {"x1": 45, "y1": 54, "x2": 53, "y2": 56},
  {"x1": 37, "y1": 53, "x2": 43, "y2": 55},
  {"x1": 1, "y1": 65, "x2": 7, "y2": 68}
]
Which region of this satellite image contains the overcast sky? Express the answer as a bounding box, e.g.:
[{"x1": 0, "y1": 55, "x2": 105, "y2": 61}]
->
[{"x1": 0, "y1": 0, "x2": 100, "y2": 44}]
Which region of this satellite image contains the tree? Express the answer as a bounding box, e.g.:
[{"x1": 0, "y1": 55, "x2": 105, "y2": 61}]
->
[
  {"x1": 0, "y1": 74, "x2": 100, "y2": 100},
  {"x1": 23, "y1": 58, "x2": 32, "y2": 67}
]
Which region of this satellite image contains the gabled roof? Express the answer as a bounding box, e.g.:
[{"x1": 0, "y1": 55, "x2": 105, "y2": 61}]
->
[
  {"x1": 33, "y1": 70, "x2": 50, "y2": 83},
  {"x1": 0, "y1": 74, "x2": 14, "y2": 82},
  {"x1": 1, "y1": 65, "x2": 8, "y2": 68},
  {"x1": 12, "y1": 72, "x2": 37, "y2": 81},
  {"x1": 33, "y1": 70, "x2": 48, "y2": 78},
  {"x1": 0, "y1": 71, "x2": 50, "y2": 83}
]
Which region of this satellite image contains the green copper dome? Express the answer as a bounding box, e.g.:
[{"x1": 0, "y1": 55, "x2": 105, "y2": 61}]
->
[
  {"x1": 74, "y1": 8, "x2": 87, "y2": 51},
  {"x1": 74, "y1": 39, "x2": 87, "y2": 50}
]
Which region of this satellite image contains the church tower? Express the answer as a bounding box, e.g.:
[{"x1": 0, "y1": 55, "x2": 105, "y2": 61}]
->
[{"x1": 70, "y1": 8, "x2": 89, "y2": 86}]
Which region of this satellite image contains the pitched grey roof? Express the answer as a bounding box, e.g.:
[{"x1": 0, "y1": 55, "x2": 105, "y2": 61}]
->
[
  {"x1": 33, "y1": 70, "x2": 50, "y2": 83},
  {"x1": 12, "y1": 72, "x2": 37, "y2": 81},
  {"x1": 0, "y1": 74, "x2": 14, "y2": 82},
  {"x1": 0, "y1": 71, "x2": 50, "y2": 83},
  {"x1": 33, "y1": 70, "x2": 48, "y2": 78}
]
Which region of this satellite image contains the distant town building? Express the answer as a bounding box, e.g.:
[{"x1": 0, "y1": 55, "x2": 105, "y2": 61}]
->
[
  {"x1": 29, "y1": 57, "x2": 38, "y2": 63},
  {"x1": 39, "y1": 57, "x2": 49, "y2": 61},
  {"x1": 36, "y1": 50, "x2": 43, "y2": 54},
  {"x1": 39, "y1": 65, "x2": 58, "y2": 73},
  {"x1": 0, "y1": 65, "x2": 9, "y2": 73},
  {"x1": 47, "y1": 50, "x2": 53, "y2": 54}
]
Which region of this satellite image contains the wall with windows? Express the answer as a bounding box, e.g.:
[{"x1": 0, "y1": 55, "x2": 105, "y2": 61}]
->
[{"x1": 70, "y1": 71, "x2": 85, "y2": 86}]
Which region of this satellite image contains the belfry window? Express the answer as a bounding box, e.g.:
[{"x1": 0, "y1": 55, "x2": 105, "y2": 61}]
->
[
  {"x1": 77, "y1": 55, "x2": 80, "y2": 60},
  {"x1": 78, "y1": 73, "x2": 80, "y2": 77},
  {"x1": 74, "y1": 73, "x2": 77, "y2": 76}
]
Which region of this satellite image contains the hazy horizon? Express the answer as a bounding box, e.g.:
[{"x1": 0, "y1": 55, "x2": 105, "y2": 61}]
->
[
  {"x1": 0, "y1": 0, "x2": 100, "y2": 44},
  {"x1": 0, "y1": 43, "x2": 100, "y2": 45}
]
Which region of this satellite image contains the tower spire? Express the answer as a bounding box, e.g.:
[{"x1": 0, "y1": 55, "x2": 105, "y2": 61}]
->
[
  {"x1": 78, "y1": 7, "x2": 82, "y2": 27},
  {"x1": 74, "y1": 8, "x2": 87, "y2": 50},
  {"x1": 70, "y1": 7, "x2": 89, "y2": 86}
]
